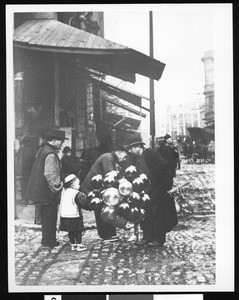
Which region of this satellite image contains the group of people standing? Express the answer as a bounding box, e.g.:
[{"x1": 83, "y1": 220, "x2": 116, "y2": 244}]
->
[{"x1": 24, "y1": 128, "x2": 178, "y2": 251}]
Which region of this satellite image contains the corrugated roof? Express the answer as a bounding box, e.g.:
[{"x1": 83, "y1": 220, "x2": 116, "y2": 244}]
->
[{"x1": 13, "y1": 19, "x2": 166, "y2": 82}]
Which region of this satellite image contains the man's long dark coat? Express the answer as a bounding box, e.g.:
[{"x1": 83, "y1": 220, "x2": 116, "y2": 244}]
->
[
  {"x1": 158, "y1": 144, "x2": 178, "y2": 177},
  {"x1": 138, "y1": 148, "x2": 178, "y2": 237}
]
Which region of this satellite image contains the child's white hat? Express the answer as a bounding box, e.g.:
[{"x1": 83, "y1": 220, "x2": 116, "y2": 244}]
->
[{"x1": 64, "y1": 174, "x2": 78, "y2": 188}]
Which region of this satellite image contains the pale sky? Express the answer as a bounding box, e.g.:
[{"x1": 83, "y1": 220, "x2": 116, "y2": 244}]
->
[{"x1": 104, "y1": 6, "x2": 215, "y2": 109}]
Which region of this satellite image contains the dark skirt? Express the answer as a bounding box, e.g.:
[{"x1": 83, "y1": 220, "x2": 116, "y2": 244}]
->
[
  {"x1": 59, "y1": 217, "x2": 84, "y2": 232},
  {"x1": 149, "y1": 189, "x2": 178, "y2": 233}
]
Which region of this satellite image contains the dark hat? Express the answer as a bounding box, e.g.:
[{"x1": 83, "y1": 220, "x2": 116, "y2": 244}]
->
[
  {"x1": 164, "y1": 133, "x2": 172, "y2": 141},
  {"x1": 20, "y1": 135, "x2": 32, "y2": 145},
  {"x1": 124, "y1": 134, "x2": 145, "y2": 149},
  {"x1": 127, "y1": 141, "x2": 145, "y2": 149},
  {"x1": 63, "y1": 146, "x2": 72, "y2": 154},
  {"x1": 20, "y1": 135, "x2": 39, "y2": 146},
  {"x1": 114, "y1": 143, "x2": 129, "y2": 153},
  {"x1": 43, "y1": 128, "x2": 68, "y2": 141}
]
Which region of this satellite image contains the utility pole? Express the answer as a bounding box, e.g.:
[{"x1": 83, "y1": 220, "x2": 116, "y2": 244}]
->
[{"x1": 149, "y1": 11, "x2": 155, "y2": 149}]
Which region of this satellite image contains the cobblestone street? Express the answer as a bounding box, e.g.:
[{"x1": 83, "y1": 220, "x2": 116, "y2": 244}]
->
[{"x1": 14, "y1": 162, "x2": 215, "y2": 286}]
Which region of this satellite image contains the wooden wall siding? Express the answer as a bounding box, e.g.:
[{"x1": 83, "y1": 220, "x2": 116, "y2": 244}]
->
[
  {"x1": 14, "y1": 19, "x2": 127, "y2": 50},
  {"x1": 54, "y1": 56, "x2": 60, "y2": 127},
  {"x1": 22, "y1": 52, "x2": 55, "y2": 132}
]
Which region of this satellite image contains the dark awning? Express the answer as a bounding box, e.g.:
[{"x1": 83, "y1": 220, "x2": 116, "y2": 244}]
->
[
  {"x1": 92, "y1": 78, "x2": 149, "y2": 113},
  {"x1": 103, "y1": 112, "x2": 141, "y2": 131},
  {"x1": 103, "y1": 97, "x2": 146, "y2": 118},
  {"x1": 13, "y1": 19, "x2": 165, "y2": 83}
]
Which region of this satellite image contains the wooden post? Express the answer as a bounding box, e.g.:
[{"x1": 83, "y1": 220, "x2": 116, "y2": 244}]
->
[
  {"x1": 149, "y1": 11, "x2": 155, "y2": 149},
  {"x1": 54, "y1": 55, "x2": 60, "y2": 127}
]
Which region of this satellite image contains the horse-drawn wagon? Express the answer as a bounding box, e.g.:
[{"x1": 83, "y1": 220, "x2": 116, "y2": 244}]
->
[{"x1": 186, "y1": 127, "x2": 215, "y2": 163}]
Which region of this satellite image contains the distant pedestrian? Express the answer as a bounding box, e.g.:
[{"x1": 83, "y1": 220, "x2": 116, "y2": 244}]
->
[
  {"x1": 81, "y1": 144, "x2": 128, "y2": 242},
  {"x1": 26, "y1": 128, "x2": 67, "y2": 248},
  {"x1": 58, "y1": 174, "x2": 90, "y2": 251},
  {"x1": 172, "y1": 143, "x2": 180, "y2": 170},
  {"x1": 127, "y1": 139, "x2": 178, "y2": 247},
  {"x1": 61, "y1": 146, "x2": 83, "y2": 179},
  {"x1": 158, "y1": 134, "x2": 178, "y2": 177}
]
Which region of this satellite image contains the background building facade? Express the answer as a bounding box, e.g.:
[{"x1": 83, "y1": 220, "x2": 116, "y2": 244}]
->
[
  {"x1": 156, "y1": 96, "x2": 205, "y2": 140},
  {"x1": 201, "y1": 50, "x2": 214, "y2": 128}
]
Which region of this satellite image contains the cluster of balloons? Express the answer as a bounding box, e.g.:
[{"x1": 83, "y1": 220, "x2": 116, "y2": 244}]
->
[{"x1": 87, "y1": 166, "x2": 151, "y2": 229}]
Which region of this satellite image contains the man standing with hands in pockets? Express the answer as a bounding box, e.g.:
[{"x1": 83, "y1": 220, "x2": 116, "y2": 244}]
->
[{"x1": 26, "y1": 128, "x2": 68, "y2": 248}]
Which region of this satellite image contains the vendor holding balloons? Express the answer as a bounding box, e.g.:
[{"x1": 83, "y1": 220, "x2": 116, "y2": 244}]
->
[
  {"x1": 81, "y1": 144, "x2": 129, "y2": 242},
  {"x1": 126, "y1": 138, "x2": 178, "y2": 247}
]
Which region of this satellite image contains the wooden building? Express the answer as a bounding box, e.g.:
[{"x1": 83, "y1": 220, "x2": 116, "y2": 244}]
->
[{"x1": 13, "y1": 12, "x2": 165, "y2": 158}]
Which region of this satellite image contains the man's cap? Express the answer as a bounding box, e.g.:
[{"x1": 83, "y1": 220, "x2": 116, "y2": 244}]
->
[
  {"x1": 43, "y1": 128, "x2": 68, "y2": 141},
  {"x1": 124, "y1": 135, "x2": 145, "y2": 149},
  {"x1": 114, "y1": 143, "x2": 129, "y2": 153},
  {"x1": 164, "y1": 133, "x2": 172, "y2": 141},
  {"x1": 127, "y1": 141, "x2": 145, "y2": 149}
]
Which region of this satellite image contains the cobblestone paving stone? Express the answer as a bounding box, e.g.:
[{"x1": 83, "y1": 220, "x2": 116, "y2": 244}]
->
[
  {"x1": 14, "y1": 162, "x2": 216, "y2": 286},
  {"x1": 14, "y1": 215, "x2": 215, "y2": 286}
]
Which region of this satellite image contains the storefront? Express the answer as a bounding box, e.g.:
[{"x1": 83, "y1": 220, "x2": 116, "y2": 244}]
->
[{"x1": 13, "y1": 12, "x2": 165, "y2": 157}]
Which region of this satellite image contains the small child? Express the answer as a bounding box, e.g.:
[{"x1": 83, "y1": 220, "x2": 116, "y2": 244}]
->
[{"x1": 59, "y1": 174, "x2": 89, "y2": 251}]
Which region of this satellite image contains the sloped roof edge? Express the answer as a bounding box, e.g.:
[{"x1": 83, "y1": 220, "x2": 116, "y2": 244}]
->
[{"x1": 13, "y1": 19, "x2": 165, "y2": 81}]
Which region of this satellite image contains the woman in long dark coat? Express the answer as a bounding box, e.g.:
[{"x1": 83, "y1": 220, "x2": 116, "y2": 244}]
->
[
  {"x1": 127, "y1": 140, "x2": 178, "y2": 247},
  {"x1": 61, "y1": 146, "x2": 83, "y2": 180}
]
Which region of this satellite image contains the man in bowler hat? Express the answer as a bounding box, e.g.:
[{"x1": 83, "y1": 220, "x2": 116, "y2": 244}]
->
[{"x1": 26, "y1": 128, "x2": 67, "y2": 247}]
